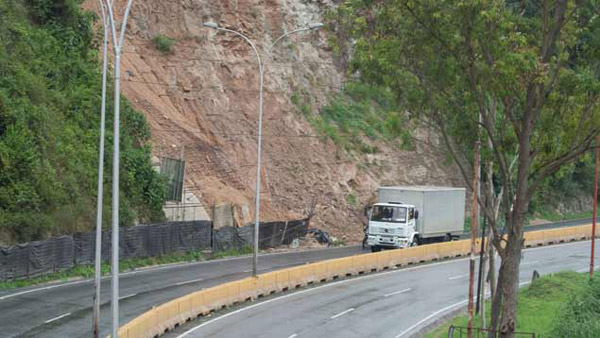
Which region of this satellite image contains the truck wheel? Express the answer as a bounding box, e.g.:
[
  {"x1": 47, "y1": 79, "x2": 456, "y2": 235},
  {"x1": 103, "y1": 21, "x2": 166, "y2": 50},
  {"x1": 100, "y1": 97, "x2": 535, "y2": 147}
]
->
[
  {"x1": 371, "y1": 246, "x2": 381, "y2": 253},
  {"x1": 410, "y1": 237, "x2": 419, "y2": 247}
]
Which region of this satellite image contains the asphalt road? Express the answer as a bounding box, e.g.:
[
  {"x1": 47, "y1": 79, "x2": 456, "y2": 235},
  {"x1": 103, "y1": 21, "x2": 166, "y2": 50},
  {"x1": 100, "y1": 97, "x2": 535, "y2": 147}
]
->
[
  {"x1": 166, "y1": 240, "x2": 599, "y2": 338},
  {"x1": 0, "y1": 246, "x2": 363, "y2": 338},
  {"x1": 0, "y1": 218, "x2": 595, "y2": 338}
]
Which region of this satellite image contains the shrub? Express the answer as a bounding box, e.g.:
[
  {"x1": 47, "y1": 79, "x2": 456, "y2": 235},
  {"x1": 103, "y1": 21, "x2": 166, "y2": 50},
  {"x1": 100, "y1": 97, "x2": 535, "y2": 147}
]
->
[
  {"x1": 0, "y1": 0, "x2": 165, "y2": 244},
  {"x1": 553, "y1": 274, "x2": 600, "y2": 337},
  {"x1": 152, "y1": 34, "x2": 175, "y2": 54},
  {"x1": 302, "y1": 82, "x2": 412, "y2": 153}
]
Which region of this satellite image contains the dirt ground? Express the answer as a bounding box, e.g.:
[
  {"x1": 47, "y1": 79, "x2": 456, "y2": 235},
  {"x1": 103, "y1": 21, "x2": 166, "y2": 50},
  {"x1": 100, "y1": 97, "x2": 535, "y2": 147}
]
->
[{"x1": 88, "y1": 0, "x2": 467, "y2": 241}]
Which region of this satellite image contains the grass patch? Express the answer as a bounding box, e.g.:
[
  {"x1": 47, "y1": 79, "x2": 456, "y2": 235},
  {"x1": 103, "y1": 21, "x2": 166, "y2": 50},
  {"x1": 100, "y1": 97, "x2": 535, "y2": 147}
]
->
[
  {"x1": 332, "y1": 239, "x2": 347, "y2": 247},
  {"x1": 425, "y1": 271, "x2": 590, "y2": 337},
  {"x1": 291, "y1": 83, "x2": 413, "y2": 154},
  {"x1": 0, "y1": 246, "x2": 254, "y2": 290},
  {"x1": 152, "y1": 34, "x2": 176, "y2": 54},
  {"x1": 210, "y1": 246, "x2": 253, "y2": 260},
  {"x1": 347, "y1": 192, "x2": 358, "y2": 207},
  {"x1": 553, "y1": 272, "x2": 600, "y2": 337},
  {"x1": 532, "y1": 210, "x2": 593, "y2": 223}
]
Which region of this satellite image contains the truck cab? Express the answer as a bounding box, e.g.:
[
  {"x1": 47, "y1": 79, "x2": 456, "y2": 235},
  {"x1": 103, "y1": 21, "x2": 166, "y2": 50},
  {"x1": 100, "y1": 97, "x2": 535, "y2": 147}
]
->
[{"x1": 366, "y1": 202, "x2": 419, "y2": 252}]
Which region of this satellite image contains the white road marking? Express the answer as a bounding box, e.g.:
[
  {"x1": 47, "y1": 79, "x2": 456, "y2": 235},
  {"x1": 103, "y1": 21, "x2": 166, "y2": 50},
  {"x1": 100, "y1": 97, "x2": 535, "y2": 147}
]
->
[
  {"x1": 0, "y1": 246, "x2": 361, "y2": 302},
  {"x1": 394, "y1": 299, "x2": 468, "y2": 338},
  {"x1": 287, "y1": 334, "x2": 298, "y2": 338},
  {"x1": 0, "y1": 280, "x2": 90, "y2": 301},
  {"x1": 44, "y1": 313, "x2": 71, "y2": 324},
  {"x1": 176, "y1": 278, "x2": 204, "y2": 286},
  {"x1": 330, "y1": 308, "x2": 354, "y2": 319},
  {"x1": 448, "y1": 273, "x2": 469, "y2": 280},
  {"x1": 1, "y1": 238, "x2": 593, "y2": 302},
  {"x1": 176, "y1": 258, "x2": 474, "y2": 337},
  {"x1": 577, "y1": 265, "x2": 599, "y2": 273},
  {"x1": 396, "y1": 281, "x2": 532, "y2": 338},
  {"x1": 384, "y1": 288, "x2": 412, "y2": 298},
  {"x1": 176, "y1": 240, "x2": 595, "y2": 337},
  {"x1": 243, "y1": 268, "x2": 269, "y2": 273},
  {"x1": 119, "y1": 293, "x2": 137, "y2": 300}
]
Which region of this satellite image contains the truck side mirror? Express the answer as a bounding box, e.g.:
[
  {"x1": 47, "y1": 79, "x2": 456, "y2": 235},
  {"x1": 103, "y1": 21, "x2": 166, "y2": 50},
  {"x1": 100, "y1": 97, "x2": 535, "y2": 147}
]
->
[
  {"x1": 415, "y1": 210, "x2": 419, "y2": 219},
  {"x1": 367, "y1": 208, "x2": 373, "y2": 219}
]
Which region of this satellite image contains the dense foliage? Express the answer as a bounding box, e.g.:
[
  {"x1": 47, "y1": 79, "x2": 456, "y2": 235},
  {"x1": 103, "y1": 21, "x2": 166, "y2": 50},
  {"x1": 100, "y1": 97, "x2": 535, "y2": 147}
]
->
[
  {"x1": 0, "y1": 0, "x2": 165, "y2": 244},
  {"x1": 530, "y1": 156, "x2": 596, "y2": 217},
  {"x1": 553, "y1": 273, "x2": 600, "y2": 337},
  {"x1": 152, "y1": 34, "x2": 176, "y2": 54},
  {"x1": 331, "y1": 0, "x2": 600, "y2": 334},
  {"x1": 293, "y1": 82, "x2": 413, "y2": 154}
]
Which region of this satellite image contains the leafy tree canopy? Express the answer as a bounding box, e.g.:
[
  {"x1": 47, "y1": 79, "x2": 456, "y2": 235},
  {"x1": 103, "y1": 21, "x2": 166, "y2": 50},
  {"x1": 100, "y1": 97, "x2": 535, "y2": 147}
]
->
[{"x1": 332, "y1": 0, "x2": 600, "y2": 334}]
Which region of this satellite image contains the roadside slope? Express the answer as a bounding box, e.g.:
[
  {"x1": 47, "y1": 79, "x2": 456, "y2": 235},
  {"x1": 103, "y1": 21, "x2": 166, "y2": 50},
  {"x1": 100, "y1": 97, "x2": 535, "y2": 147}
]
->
[{"x1": 98, "y1": 0, "x2": 466, "y2": 241}]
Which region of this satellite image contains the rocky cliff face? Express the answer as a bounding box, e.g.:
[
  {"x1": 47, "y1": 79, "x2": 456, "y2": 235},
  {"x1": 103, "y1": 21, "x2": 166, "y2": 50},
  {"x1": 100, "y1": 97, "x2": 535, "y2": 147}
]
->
[{"x1": 99, "y1": 0, "x2": 466, "y2": 242}]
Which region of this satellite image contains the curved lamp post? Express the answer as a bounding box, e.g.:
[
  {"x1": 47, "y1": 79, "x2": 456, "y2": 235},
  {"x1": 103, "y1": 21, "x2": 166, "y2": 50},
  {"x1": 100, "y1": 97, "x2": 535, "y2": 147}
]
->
[
  {"x1": 105, "y1": 0, "x2": 135, "y2": 336},
  {"x1": 93, "y1": 1, "x2": 109, "y2": 337},
  {"x1": 203, "y1": 21, "x2": 323, "y2": 277}
]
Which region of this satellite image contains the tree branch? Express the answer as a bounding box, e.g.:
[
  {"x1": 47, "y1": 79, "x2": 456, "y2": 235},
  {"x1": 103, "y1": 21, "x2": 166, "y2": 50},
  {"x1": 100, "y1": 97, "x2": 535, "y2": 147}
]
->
[{"x1": 526, "y1": 131, "x2": 598, "y2": 201}]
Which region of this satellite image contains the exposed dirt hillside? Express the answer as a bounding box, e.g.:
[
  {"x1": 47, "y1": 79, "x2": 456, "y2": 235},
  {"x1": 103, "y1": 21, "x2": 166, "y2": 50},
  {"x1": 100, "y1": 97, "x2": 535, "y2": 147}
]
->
[{"x1": 95, "y1": 0, "x2": 466, "y2": 242}]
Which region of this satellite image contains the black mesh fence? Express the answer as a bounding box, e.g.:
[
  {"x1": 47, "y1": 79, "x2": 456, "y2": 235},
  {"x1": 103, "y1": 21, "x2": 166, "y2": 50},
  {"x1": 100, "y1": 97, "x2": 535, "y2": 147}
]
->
[
  {"x1": 212, "y1": 219, "x2": 310, "y2": 251},
  {"x1": 0, "y1": 221, "x2": 211, "y2": 281},
  {"x1": 0, "y1": 218, "x2": 308, "y2": 281}
]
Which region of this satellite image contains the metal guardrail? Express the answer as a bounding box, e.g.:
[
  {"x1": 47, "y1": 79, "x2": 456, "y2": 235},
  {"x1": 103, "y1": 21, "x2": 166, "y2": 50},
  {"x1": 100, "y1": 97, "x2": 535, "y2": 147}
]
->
[
  {"x1": 448, "y1": 325, "x2": 536, "y2": 338},
  {"x1": 115, "y1": 224, "x2": 593, "y2": 338}
]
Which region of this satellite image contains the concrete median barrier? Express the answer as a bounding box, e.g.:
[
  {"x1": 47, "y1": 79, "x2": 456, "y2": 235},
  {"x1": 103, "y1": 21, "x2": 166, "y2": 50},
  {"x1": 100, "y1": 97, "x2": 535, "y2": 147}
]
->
[{"x1": 115, "y1": 224, "x2": 593, "y2": 338}]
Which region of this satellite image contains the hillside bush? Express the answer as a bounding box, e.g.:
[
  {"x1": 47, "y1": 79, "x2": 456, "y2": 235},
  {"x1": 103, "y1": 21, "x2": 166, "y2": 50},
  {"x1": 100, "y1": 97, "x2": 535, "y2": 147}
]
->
[
  {"x1": 553, "y1": 274, "x2": 600, "y2": 337},
  {"x1": 0, "y1": 0, "x2": 165, "y2": 244},
  {"x1": 295, "y1": 82, "x2": 413, "y2": 154},
  {"x1": 152, "y1": 34, "x2": 175, "y2": 54}
]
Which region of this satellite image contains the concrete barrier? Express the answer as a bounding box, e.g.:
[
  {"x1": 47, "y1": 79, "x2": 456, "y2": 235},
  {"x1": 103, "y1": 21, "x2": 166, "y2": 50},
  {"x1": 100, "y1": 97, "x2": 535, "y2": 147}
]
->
[{"x1": 115, "y1": 224, "x2": 593, "y2": 338}]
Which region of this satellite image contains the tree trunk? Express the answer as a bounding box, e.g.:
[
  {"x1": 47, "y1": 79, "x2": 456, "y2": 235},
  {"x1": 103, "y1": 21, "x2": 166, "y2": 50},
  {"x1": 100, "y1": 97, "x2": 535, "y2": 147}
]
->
[
  {"x1": 489, "y1": 263, "x2": 503, "y2": 337},
  {"x1": 488, "y1": 235, "x2": 496, "y2": 300},
  {"x1": 497, "y1": 238, "x2": 522, "y2": 337}
]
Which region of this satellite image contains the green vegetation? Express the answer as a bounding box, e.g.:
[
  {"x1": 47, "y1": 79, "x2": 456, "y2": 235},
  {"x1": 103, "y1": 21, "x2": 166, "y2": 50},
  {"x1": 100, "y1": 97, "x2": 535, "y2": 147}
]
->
[
  {"x1": 426, "y1": 271, "x2": 591, "y2": 338},
  {"x1": 532, "y1": 211, "x2": 593, "y2": 223},
  {"x1": 0, "y1": 0, "x2": 165, "y2": 244},
  {"x1": 347, "y1": 192, "x2": 357, "y2": 207},
  {"x1": 554, "y1": 272, "x2": 600, "y2": 337},
  {"x1": 332, "y1": 1, "x2": 600, "y2": 332},
  {"x1": 530, "y1": 155, "x2": 597, "y2": 220},
  {"x1": 331, "y1": 238, "x2": 347, "y2": 247},
  {"x1": 292, "y1": 83, "x2": 413, "y2": 154},
  {"x1": 0, "y1": 250, "x2": 204, "y2": 290},
  {"x1": 210, "y1": 245, "x2": 253, "y2": 260},
  {"x1": 0, "y1": 246, "x2": 255, "y2": 290},
  {"x1": 152, "y1": 34, "x2": 176, "y2": 54}
]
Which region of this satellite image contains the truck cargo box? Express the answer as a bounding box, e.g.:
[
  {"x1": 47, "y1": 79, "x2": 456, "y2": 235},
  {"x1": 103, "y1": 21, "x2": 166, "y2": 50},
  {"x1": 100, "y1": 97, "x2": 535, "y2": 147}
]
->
[{"x1": 378, "y1": 186, "x2": 465, "y2": 238}]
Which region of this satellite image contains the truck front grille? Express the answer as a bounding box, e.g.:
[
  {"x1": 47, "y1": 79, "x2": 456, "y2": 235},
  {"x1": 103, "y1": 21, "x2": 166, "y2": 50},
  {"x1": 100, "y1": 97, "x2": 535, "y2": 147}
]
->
[{"x1": 370, "y1": 227, "x2": 403, "y2": 235}]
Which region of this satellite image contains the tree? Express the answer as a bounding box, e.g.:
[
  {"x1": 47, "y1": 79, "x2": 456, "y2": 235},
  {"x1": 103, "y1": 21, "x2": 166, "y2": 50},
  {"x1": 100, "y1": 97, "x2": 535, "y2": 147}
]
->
[
  {"x1": 333, "y1": 0, "x2": 600, "y2": 336},
  {"x1": 0, "y1": 0, "x2": 166, "y2": 243}
]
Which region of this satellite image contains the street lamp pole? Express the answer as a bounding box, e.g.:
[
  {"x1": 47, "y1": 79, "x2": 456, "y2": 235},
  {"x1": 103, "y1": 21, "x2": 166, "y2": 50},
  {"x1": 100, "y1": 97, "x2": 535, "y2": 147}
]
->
[
  {"x1": 105, "y1": 0, "x2": 134, "y2": 336},
  {"x1": 93, "y1": 1, "x2": 109, "y2": 336},
  {"x1": 203, "y1": 22, "x2": 323, "y2": 277}
]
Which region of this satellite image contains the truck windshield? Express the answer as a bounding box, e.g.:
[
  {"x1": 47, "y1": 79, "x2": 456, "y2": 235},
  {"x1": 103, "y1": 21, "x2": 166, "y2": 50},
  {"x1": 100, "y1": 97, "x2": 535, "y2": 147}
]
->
[{"x1": 371, "y1": 206, "x2": 407, "y2": 223}]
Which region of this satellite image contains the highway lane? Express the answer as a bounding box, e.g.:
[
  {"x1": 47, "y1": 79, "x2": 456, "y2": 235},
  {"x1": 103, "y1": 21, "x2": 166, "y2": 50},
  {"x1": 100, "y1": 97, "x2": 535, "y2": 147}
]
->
[
  {"x1": 0, "y1": 246, "x2": 363, "y2": 338},
  {"x1": 168, "y1": 240, "x2": 599, "y2": 338},
  {"x1": 0, "y1": 219, "x2": 594, "y2": 337}
]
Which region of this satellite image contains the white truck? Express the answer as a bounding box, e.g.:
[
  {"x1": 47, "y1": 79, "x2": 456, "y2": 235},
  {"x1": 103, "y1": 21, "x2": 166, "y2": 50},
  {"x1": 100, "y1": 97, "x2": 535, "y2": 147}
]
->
[{"x1": 366, "y1": 186, "x2": 466, "y2": 252}]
